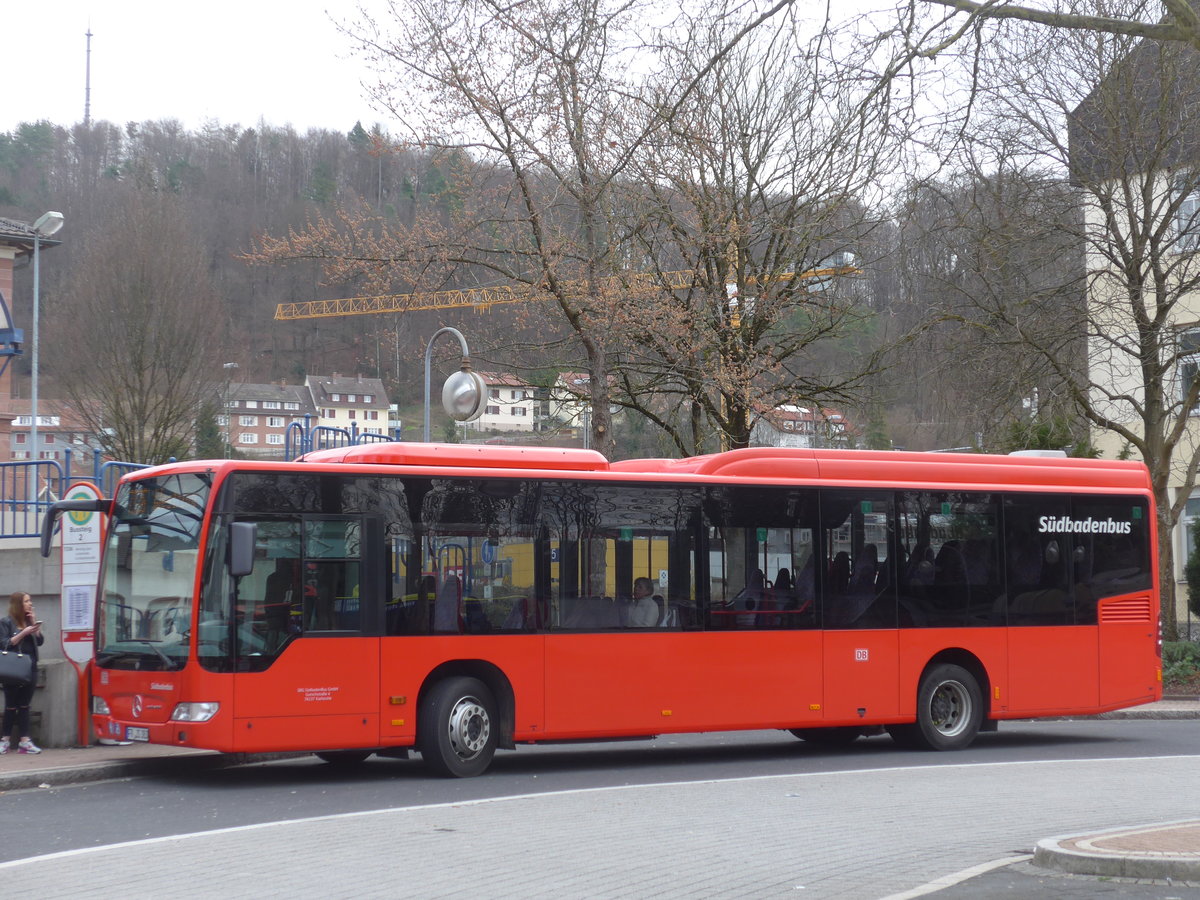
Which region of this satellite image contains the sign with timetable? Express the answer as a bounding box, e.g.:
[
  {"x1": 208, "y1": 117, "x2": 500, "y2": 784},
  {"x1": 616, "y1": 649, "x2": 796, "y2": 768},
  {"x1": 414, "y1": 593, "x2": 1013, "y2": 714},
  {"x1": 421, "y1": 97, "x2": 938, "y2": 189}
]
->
[{"x1": 59, "y1": 481, "x2": 104, "y2": 667}]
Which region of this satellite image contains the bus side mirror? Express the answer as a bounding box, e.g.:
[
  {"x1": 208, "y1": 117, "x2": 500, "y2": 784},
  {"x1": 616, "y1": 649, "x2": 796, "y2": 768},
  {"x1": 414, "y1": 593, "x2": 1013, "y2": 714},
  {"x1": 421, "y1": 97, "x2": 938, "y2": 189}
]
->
[
  {"x1": 40, "y1": 498, "x2": 111, "y2": 558},
  {"x1": 228, "y1": 522, "x2": 257, "y2": 578}
]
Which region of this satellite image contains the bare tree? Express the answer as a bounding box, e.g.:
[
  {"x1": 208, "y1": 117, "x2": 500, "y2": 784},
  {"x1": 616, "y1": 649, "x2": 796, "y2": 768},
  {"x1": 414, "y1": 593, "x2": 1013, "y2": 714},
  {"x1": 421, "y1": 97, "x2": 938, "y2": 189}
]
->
[
  {"x1": 606, "y1": 12, "x2": 897, "y2": 453},
  {"x1": 48, "y1": 188, "x2": 228, "y2": 463},
  {"x1": 913, "y1": 8, "x2": 1200, "y2": 637},
  {"x1": 889, "y1": 158, "x2": 1087, "y2": 452},
  {"x1": 299, "y1": 0, "x2": 798, "y2": 458},
  {"x1": 919, "y1": 0, "x2": 1200, "y2": 52}
]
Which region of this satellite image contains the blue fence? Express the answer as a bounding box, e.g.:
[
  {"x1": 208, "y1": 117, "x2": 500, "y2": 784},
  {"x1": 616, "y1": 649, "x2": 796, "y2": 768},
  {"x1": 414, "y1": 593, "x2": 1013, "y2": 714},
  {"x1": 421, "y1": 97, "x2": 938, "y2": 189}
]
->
[
  {"x1": 0, "y1": 452, "x2": 147, "y2": 539},
  {"x1": 284, "y1": 416, "x2": 402, "y2": 459},
  {"x1": 1, "y1": 421, "x2": 404, "y2": 539}
]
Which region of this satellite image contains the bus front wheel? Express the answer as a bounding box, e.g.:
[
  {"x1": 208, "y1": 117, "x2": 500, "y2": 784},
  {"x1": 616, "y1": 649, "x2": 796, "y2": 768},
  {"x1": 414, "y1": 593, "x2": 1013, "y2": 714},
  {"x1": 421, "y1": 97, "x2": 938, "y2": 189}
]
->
[
  {"x1": 418, "y1": 676, "x2": 498, "y2": 777},
  {"x1": 888, "y1": 663, "x2": 982, "y2": 751}
]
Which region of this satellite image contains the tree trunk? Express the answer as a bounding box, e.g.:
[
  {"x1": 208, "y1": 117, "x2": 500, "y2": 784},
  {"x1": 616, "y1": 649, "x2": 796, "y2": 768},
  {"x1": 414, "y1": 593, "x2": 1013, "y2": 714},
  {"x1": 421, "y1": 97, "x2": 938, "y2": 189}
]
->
[{"x1": 1157, "y1": 491, "x2": 1179, "y2": 641}]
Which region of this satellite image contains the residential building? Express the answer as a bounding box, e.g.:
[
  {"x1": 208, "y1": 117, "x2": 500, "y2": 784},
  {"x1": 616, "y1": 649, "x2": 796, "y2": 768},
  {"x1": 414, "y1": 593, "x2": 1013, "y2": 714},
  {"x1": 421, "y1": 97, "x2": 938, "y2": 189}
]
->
[
  {"x1": 4, "y1": 397, "x2": 106, "y2": 466},
  {"x1": 0, "y1": 216, "x2": 64, "y2": 463},
  {"x1": 221, "y1": 382, "x2": 317, "y2": 457},
  {"x1": 305, "y1": 374, "x2": 391, "y2": 437},
  {"x1": 473, "y1": 372, "x2": 540, "y2": 433},
  {"x1": 752, "y1": 405, "x2": 856, "y2": 450},
  {"x1": 546, "y1": 372, "x2": 592, "y2": 432},
  {"x1": 1070, "y1": 37, "x2": 1200, "y2": 626}
]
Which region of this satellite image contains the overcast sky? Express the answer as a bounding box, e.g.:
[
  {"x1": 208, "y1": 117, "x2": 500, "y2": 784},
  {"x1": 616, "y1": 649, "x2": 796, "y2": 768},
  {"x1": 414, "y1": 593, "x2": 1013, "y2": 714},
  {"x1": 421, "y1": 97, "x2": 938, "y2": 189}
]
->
[{"x1": 4, "y1": 1, "x2": 388, "y2": 134}]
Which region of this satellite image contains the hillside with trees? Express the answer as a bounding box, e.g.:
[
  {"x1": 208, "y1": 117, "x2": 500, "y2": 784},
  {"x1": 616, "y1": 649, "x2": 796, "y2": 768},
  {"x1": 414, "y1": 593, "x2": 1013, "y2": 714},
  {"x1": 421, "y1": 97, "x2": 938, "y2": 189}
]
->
[{"x1": 0, "y1": 0, "x2": 1104, "y2": 463}]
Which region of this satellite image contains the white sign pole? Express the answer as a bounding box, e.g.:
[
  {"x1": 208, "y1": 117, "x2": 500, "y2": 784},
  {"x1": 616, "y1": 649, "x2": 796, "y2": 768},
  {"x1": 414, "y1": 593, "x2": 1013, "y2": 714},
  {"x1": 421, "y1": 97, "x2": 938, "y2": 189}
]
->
[{"x1": 59, "y1": 480, "x2": 104, "y2": 746}]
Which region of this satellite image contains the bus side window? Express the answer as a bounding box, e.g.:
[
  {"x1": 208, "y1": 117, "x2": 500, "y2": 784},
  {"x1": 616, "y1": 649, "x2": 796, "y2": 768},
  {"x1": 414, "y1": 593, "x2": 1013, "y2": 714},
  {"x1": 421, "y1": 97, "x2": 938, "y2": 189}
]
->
[
  {"x1": 821, "y1": 492, "x2": 894, "y2": 629},
  {"x1": 1004, "y1": 497, "x2": 1073, "y2": 625},
  {"x1": 1071, "y1": 497, "x2": 1151, "y2": 623}
]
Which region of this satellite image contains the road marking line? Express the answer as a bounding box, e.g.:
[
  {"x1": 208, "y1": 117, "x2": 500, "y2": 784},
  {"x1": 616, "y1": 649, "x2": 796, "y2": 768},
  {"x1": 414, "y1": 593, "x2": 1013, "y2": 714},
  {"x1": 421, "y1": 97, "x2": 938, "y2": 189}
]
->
[
  {"x1": 1, "y1": 753, "x2": 1197, "y2": 871},
  {"x1": 876, "y1": 854, "x2": 1033, "y2": 900}
]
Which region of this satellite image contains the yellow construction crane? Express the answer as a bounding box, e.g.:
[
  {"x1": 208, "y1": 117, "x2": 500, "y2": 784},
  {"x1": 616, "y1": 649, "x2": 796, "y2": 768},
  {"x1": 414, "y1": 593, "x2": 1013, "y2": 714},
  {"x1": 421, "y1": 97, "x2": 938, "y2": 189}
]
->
[{"x1": 274, "y1": 265, "x2": 857, "y2": 321}]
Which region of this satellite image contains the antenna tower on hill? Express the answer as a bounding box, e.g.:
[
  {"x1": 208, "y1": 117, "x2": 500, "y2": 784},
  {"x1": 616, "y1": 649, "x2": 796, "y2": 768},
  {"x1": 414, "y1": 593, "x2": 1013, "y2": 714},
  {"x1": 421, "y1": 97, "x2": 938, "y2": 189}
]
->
[{"x1": 84, "y1": 26, "x2": 93, "y2": 126}]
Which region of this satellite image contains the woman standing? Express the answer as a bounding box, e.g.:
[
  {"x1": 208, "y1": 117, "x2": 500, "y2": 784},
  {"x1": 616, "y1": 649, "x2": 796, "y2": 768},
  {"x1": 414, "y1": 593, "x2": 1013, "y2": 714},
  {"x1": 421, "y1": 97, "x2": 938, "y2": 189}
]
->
[{"x1": 0, "y1": 591, "x2": 44, "y2": 754}]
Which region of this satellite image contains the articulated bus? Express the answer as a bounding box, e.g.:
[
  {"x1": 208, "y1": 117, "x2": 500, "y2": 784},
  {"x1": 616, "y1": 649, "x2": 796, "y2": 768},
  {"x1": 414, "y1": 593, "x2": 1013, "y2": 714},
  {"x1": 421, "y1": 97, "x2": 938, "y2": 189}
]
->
[{"x1": 43, "y1": 443, "x2": 1161, "y2": 776}]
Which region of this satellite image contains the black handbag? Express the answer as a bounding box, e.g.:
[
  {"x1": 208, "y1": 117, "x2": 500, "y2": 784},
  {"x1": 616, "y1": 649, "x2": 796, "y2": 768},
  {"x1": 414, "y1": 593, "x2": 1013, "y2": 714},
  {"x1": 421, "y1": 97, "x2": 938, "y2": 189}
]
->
[{"x1": 0, "y1": 647, "x2": 35, "y2": 688}]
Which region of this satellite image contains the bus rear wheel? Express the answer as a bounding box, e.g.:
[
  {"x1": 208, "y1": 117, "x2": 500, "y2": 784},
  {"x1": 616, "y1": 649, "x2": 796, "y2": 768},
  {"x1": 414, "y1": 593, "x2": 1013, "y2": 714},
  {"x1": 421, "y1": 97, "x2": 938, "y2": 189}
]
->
[
  {"x1": 418, "y1": 676, "x2": 498, "y2": 778},
  {"x1": 889, "y1": 663, "x2": 982, "y2": 751}
]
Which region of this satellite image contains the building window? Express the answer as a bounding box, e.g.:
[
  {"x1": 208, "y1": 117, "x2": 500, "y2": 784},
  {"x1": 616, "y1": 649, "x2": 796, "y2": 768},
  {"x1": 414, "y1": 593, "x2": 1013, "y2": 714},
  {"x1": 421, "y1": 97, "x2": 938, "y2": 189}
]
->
[
  {"x1": 245, "y1": 400, "x2": 258, "y2": 409},
  {"x1": 285, "y1": 402, "x2": 299, "y2": 410},
  {"x1": 331, "y1": 393, "x2": 341, "y2": 402},
  {"x1": 363, "y1": 394, "x2": 374, "y2": 403},
  {"x1": 1176, "y1": 175, "x2": 1200, "y2": 251},
  {"x1": 44, "y1": 434, "x2": 55, "y2": 443},
  {"x1": 14, "y1": 433, "x2": 25, "y2": 444},
  {"x1": 239, "y1": 433, "x2": 259, "y2": 444},
  {"x1": 511, "y1": 407, "x2": 527, "y2": 416},
  {"x1": 240, "y1": 415, "x2": 258, "y2": 427},
  {"x1": 486, "y1": 405, "x2": 501, "y2": 415},
  {"x1": 267, "y1": 434, "x2": 284, "y2": 445},
  {"x1": 490, "y1": 389, "x2": 500, "y2": 399},
  {"x1": 1183, "y1": 494, "x2": 1200, "y2": 574},
  {"x1": 348, "y1": 409, "x2": 356, "y2": 420},
  {"x1": 1179, "y1": 329, "x2": 1200, "y2": 411},
  {"x1": 263, "y1": 401, "x2": 281, "y2": 410},
  {"x1": 366, "y1": 410, "x2": 379, "y2": 421},
  {"x1": 267, "y1": 416, "x2": 285, "y2": 428}
]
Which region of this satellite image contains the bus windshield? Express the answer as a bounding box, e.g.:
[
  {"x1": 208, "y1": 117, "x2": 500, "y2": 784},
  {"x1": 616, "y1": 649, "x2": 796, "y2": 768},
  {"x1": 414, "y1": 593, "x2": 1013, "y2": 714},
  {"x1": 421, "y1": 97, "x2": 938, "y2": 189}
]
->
[{"x1": 95, "y1": 472, "x2": 211, "y2": 671}]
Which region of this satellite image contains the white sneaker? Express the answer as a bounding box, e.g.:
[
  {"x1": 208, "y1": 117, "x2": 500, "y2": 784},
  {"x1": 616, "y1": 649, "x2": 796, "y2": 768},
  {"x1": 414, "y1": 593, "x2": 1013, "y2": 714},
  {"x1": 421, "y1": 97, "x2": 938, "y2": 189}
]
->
[
  {"x1": 0, "y1": 739, "x2": 8, "y2": 755},
  {"x1": 17, "y1": 739, "x2": 41, "y2": 754}
]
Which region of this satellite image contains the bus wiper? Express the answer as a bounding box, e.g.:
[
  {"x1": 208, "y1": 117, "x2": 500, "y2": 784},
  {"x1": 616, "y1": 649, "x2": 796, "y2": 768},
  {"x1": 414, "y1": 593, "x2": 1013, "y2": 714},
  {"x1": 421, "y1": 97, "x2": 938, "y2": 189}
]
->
[{"x1": 131, "y1": 640, "x2": 178, "y2": 670}]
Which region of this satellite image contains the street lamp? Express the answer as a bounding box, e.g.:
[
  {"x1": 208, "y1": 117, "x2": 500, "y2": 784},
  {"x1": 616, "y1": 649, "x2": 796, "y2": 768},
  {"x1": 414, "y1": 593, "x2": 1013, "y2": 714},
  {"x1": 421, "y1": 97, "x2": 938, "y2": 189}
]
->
[
  {"x1": 222, "y1": 362, "x2": 239, "y2": 457},
  {"x1": 30, "y1": 211, "x2": 64, "y2": 492},
  {"x1": 423, "y1": 327, "x2": 485, "y2": 442}
]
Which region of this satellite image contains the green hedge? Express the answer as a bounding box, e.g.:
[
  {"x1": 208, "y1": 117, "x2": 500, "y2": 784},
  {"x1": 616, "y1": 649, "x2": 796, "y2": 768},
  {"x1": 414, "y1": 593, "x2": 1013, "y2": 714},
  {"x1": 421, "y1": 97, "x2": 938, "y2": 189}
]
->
[{"x1": 1163, "y1": 641, "x2": 1200, "y2": 681}]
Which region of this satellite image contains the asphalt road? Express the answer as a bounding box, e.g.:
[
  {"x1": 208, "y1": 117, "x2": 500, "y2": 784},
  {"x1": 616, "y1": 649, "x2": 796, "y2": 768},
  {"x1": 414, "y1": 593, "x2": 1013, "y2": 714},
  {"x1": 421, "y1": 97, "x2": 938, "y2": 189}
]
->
[{"x1": 3, "y1": 718, "x2": 1200, "y2": 898}]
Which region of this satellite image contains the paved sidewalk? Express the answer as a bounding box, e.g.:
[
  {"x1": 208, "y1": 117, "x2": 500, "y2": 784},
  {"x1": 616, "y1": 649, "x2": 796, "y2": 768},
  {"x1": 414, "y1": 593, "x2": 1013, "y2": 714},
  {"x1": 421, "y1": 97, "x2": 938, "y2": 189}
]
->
[{"x1": 1094, "y1": 695, "x2": 1200, "y2": 719}]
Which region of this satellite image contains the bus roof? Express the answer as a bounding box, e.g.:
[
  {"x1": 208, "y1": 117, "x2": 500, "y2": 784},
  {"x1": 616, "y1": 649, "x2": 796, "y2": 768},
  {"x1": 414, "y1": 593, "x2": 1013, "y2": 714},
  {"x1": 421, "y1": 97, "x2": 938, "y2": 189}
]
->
[
  {"x1": 298, "y1": 442, "x2": 611, "y2": 472},
  {"x1": 289, "y1": 443, "x2": 1151, "y2": 493},
  {"x1": 610, "y1": 447, "x2": 1151, "y2": 492},
  {"x1": 141, "y1": 444, "x2": 1149, "y2": 494}
]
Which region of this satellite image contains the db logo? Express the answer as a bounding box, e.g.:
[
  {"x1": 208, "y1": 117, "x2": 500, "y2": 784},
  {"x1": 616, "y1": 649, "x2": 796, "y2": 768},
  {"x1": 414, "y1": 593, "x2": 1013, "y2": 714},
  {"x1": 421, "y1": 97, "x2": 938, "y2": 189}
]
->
[{"x1": 854, "y1": 648, "x2": 869, "y2": 662}]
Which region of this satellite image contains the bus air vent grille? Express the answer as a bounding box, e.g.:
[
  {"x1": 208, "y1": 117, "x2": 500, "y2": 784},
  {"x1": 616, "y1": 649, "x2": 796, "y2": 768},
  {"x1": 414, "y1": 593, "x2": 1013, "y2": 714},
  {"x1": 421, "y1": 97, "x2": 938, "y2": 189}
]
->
[{"x1": 1099, "y1": 595, "x2": 1153, "y2": 623}]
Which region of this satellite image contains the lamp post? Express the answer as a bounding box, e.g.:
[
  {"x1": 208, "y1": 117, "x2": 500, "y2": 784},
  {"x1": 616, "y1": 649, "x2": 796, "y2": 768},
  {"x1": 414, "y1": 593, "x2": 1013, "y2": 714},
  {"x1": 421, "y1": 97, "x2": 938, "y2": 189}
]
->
[
  {"x1": 222, "y1": 362, "x2": 239, "y2": 457},
  {"x1": 29, "y1": 211, "x2": 64, "y2": 495},
  {"x1": 423, "y1": 327, "x2": 485, "y2": 442}
]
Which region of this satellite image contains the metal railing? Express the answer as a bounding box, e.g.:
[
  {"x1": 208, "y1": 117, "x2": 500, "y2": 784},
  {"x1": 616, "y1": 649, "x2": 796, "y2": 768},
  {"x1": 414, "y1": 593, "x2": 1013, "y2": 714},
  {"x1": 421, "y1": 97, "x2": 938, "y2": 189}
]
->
[
  {"x1": 284, "y1": 415, "x2": 402, "y2": 459},
  {"x1": 1, "y1": 424, "x2": 404, "y2": 539},
  {"x1": 0, "y1": 451, "x2": 149, "y2": 539}
]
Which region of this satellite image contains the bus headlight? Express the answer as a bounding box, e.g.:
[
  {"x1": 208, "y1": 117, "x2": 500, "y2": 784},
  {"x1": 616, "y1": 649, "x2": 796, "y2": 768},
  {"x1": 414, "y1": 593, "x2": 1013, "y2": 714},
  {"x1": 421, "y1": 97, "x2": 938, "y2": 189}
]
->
[
  {"x1": 92, "y1": 697, "x2": 111, "y2": 715},
  {"x1": 169, "y1": 702, "x2": 220, "y2": 722}
]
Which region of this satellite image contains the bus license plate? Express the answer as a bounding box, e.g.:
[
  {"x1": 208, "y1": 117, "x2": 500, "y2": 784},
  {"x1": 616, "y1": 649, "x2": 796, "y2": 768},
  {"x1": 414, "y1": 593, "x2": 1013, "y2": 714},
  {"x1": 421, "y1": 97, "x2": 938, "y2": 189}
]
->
[{"x1": 126, "y1": 726, "x2": 150, "y2": 742}]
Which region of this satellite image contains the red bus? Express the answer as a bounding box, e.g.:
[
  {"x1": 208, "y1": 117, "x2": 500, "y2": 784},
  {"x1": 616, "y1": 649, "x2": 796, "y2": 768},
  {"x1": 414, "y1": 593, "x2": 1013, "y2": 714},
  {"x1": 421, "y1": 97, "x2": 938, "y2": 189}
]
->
[{"x1": 43, "y1": 444, "x2": 1161, "y2": 776}]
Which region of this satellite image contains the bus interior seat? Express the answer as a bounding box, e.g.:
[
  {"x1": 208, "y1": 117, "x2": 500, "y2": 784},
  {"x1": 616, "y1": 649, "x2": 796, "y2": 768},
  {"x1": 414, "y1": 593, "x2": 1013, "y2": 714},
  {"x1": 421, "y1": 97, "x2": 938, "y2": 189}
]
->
[{"x1": 433, "y1": 575, "x2": 463, "y2": 633}]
